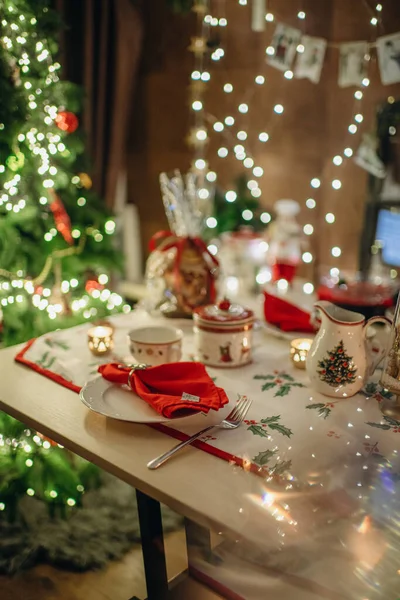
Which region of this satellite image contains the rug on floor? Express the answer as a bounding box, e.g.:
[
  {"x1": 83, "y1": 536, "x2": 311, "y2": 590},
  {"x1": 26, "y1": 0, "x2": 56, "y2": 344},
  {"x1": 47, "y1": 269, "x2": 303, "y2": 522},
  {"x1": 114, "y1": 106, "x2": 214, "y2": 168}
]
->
[{"x1": 0, "y1": 472, "x2": 182, "y2": 574}]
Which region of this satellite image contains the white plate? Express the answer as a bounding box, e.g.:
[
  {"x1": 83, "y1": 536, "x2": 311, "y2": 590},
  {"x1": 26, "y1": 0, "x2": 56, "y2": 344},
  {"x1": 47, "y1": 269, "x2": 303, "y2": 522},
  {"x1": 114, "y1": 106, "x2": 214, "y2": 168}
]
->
[{"x1": 80, "y1": 375, "x2": 236, "y2": 424}]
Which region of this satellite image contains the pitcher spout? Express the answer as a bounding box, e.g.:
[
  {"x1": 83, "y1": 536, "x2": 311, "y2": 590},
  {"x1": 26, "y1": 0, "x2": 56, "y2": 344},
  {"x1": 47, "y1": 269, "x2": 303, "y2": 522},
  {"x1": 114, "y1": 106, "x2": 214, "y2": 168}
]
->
[{"x1": 314, "y1": 300, "x2": 365, "y2": 326}]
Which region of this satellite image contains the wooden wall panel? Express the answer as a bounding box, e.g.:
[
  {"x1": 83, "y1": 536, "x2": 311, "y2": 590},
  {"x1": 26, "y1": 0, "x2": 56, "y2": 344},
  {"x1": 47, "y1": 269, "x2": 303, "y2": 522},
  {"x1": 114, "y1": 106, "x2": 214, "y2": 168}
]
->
[{"x1": 128, "y1": 0, "x2": 400, "y2": 277}]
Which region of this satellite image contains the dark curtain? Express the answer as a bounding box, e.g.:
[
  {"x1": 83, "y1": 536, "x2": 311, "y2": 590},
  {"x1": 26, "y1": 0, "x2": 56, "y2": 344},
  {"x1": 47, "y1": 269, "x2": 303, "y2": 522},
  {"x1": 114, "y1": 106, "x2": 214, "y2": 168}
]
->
[{"x1": 56, "y1": 0, "x2": 143, "y2": 208}]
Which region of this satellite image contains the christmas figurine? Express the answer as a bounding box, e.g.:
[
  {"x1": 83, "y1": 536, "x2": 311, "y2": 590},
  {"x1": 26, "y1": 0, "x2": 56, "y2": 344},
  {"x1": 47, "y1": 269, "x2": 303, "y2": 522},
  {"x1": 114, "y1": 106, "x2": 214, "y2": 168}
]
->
[{"x1": 267, "y1": 199, "x2": 303, "y2": 284}]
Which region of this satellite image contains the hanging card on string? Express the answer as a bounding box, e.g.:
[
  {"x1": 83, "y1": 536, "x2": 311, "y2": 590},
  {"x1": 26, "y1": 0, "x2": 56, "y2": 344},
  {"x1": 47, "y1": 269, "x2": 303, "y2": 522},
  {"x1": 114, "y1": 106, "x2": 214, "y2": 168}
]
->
[
  {"x1": 338, "y1": 41, "x2": 368, "y2": 87},
  {"x1": 266, "y1": 23, "x2": 302, "y2": 72},
  {"x1": 294, "y1": 36, "x2": 327, "y2": 84},
  {"x1": 376, "y1": 32, "x2": 400, "y2": 85}
]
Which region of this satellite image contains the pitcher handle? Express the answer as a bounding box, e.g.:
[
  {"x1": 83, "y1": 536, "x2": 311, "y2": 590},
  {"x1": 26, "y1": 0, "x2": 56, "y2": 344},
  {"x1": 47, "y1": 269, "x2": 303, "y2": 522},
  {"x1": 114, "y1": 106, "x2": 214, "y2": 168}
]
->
[{"x1": 363, "y1": 315, "x2": 392, "y2": 376}]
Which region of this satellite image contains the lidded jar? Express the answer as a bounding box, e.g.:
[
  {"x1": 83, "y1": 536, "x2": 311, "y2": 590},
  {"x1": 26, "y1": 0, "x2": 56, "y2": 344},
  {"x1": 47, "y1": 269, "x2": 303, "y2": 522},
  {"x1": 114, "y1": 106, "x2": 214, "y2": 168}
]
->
[{"x1": 193, "y1": 299, "x2": 254, "y2": 367}]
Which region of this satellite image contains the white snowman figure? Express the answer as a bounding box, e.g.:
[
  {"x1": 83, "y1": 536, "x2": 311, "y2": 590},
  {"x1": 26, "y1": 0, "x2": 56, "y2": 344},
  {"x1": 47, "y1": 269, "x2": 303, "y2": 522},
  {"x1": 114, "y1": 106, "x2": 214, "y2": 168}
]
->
[{"x1": 268, "y1": 199, "x2": 302, "y2": 283}]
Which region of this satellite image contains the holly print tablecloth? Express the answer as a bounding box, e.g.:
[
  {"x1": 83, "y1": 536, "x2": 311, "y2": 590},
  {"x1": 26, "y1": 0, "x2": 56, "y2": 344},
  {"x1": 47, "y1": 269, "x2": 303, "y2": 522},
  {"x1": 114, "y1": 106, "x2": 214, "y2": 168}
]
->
[{"x1": 15, "y1": 309, "x2": 400, "y2": 479}]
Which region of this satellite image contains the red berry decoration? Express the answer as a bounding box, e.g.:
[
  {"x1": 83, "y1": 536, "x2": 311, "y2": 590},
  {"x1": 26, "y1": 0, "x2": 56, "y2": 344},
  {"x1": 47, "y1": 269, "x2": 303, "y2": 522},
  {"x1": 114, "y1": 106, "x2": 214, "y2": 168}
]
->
[
  {"x1": 218, "y1": 298, "x2": 231, "y2": 311},
  {"x1": 55, "y1": 111, "x2": 79, "y2": 133}
]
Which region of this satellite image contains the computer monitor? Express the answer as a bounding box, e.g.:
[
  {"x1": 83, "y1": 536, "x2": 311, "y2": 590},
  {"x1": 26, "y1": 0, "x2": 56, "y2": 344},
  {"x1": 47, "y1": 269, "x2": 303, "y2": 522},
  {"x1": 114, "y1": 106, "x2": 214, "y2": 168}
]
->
[{"x1": 375, "y1": 207, "x2": 400, "y2": 267}]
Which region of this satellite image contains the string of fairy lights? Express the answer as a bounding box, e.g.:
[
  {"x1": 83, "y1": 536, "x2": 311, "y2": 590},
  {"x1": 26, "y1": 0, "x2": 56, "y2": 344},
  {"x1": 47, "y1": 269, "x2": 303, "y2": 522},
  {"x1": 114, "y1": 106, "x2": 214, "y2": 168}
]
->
[
  {"x1": 189, "y1": 0, "x2": 386, "y2": 292},
  {"x1": 0, "y1": 5, "x2": 130, "y2": 319}
]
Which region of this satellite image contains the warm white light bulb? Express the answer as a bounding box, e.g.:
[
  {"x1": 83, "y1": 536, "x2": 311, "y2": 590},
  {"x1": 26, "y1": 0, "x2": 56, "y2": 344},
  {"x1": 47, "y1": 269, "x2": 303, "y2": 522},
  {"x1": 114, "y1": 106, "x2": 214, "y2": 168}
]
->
[
  {"x1": 260, "y1": 212, "x2": 271, "y2": 224},
  {"x1": 219, "y1": 18, "x2": 227, "y2": 26},
  {"x1": 362, "y1": 77, "x2": 370, "y2": 87},
  {"x1": 310, "y1": 178, "x2": 320, "y2": 188},
  {"x1": 354, "y1": 90, "x2": 363, "y2": 100},
  {"x1": 225, "y1": 190, "x2": 237, "y2": 203},
  {"x1": 196, "y1": 128, "x2": 207, "y2": 141},
  {"x1": 344, "y1": 147, "x2": 353, "y2": 157},
  {"x1": 217, "y1": 147, "x2": 228, "y2": 158},
  {"x1": 274, "y1": 104, "x2": 284, "y2": 114},
  {"x1": 284, "y1": 70, "x2": 293, "y2": 80},
  {"x1": 266, "y1": 46, "x2": 275, "y2": 56},
  {"x1": 234, "y1": 144, "x2": 245, "y2": 154},
  {"x1": 206, "y1": 217, "x2": 217, "y2": 229},
  {"x1": 192, "y1": 100, "x2": 203, "y2": 111},
  {"x1": 247, "y1": 180, "x2": 258, "y2": 190},
  {"x1": 255, "y1": 75, "x2": 265, "y2": 84},
  {"x1": 333, "y1": 155, "x2": 343, "y2": 166},
  {"x1": 195, "y1": 158, "x2": 206, "y2": 169},
  {"x1": 297, "y1": 43, "x2": 305, "y2": 53},
  {"x1": 223, "y1": 83, "x2": 233, "y2": 93},
  {"x1": 191, "y1": 70, "x2": 201, "y2": 80},
  {"x1": 265, "y1": 12, "x2": 274, "y2": 22},
  {"x1": 298, "y1": 11, "x2": 306, "y2": 19},
  {"x1": 376, "y1": 3, "x2": 382, "y2": 11},
  {"x1": 303, "y1": 224, "x2": 314, "y2": 235},
  {"x1": 355, "y1": 113, "x2": 363, "y2": 123},
  {"x1": 253, "y1": 166, "x2": 264, "y2": 177},
  {"x1": 303, "y1": 282, "x2": 314, "y2": 294},
  {"x1": 348, "y1": 124, "x2": 357, "y2": 134},
  {"x1": 306, "y1": 198, "x2": 316, "y2": 209},
  {"x1": 213, "y1": 121, "x2": 224, "y2": 132},
  {"x1": 251, "y1": 188, "x2": 261, "y2": 198},
  {"x1": 242, "y1": 209, "x2": 253, "y2": 221},
  {"x1": 225, "y1": 116, "x2": 235, "y2": 126},
  {"x1": 259, "y1": 132, "x2": 269, "y2": 142},
  {"x1": 206, "y1": 171, "x2": 217, "y2": 182},
  {"x1": 332, "y1": 179, "x2": 342, "y2": 189},
  {"x1": 370, "y1": 16, "x2": 378, "y2": 25},
  {"x1": 244, "y1": 157, "x2": 254, "y2": 168},
  {"x1": 198, "y1": 188, "x2": 209, "y2": 199},
  {"x1": 237, "y1": 130, "x2": 247, "y2": 140},
  {"x1": 302, "y1": 252, "x2": 313, "y2": 263},
  {"x1": 325, "y1": 212, "x2": 335, "y2": 223},
  {"x1": 331, "y1": 246, "x2": 341, "y2": 257},
  {"x1": 201, "y1": 71, "x2": 210, "y2": 81},
  {"x1": 238, "y1": 103, "x2": 248, "y2": 113}
]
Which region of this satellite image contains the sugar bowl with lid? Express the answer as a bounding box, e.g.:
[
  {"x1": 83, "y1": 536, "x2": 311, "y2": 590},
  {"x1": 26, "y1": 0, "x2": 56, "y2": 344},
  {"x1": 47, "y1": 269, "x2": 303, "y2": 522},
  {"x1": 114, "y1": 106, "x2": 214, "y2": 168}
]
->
[{"x1": 193, "y1": 298, "x2": 254, "y2": 367}]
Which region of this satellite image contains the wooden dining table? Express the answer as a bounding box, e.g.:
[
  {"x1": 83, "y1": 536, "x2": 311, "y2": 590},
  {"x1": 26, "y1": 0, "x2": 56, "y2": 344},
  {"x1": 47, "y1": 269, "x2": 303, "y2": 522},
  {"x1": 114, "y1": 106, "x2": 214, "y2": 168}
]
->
[{"x1": 0, "y1": 295, "x2": 399, "y2": 600}]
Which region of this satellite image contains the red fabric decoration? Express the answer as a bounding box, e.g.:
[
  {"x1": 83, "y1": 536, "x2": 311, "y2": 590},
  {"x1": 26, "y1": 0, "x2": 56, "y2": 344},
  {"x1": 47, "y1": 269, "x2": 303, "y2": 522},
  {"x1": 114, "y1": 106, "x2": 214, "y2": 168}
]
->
[
  {"x1": 55, "y1": 111, "x2": 79, "y2": 133},
  {"x1": 263, "y1": 291, "x2": 315, "y2": 333},
  {"x1": 272, "y1": 263, "x2": 297, "y2": 283},
  {"x1": 49, "y1": 195, "x2": 73, "y2": 245},
  {"x1": 98, "y1": 362, "x2": 229, "y2": 419}
]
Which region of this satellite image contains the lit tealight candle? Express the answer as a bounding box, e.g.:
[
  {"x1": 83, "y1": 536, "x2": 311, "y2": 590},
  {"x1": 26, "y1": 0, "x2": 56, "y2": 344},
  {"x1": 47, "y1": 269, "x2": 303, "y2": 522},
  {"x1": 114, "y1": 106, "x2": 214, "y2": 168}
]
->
[
  {"x1": 290, "y1": 338, "x2": 312, "y2": 369},
  {"x1": 88, "y1": 326, "x2": 114, "y2": 356}
]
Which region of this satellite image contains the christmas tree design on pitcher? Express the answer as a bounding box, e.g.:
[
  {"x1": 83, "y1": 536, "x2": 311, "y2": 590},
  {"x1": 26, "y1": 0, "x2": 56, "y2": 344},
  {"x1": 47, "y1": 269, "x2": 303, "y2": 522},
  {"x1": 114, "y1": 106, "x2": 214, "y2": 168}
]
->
[{"x1": 317, "y1": 340, "x2": 357, "y2": 386}]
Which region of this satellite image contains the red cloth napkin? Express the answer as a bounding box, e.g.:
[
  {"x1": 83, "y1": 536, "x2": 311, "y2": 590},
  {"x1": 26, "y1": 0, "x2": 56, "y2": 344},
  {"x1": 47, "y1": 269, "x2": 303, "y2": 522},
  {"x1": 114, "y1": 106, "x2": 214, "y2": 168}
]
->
[
  {"x1": 98, "y1": 362, "x2": 229, "y2": 419},
  {"x1": 263, "y1": 291, "x2": 315, "y2": 333}
]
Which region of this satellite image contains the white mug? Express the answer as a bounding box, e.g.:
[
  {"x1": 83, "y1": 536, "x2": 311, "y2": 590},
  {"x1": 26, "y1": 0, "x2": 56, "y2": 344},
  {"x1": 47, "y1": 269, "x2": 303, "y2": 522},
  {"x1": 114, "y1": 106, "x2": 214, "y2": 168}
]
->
[{"x1": 127, "y1": 326, "x2": 182, "y2": 366}]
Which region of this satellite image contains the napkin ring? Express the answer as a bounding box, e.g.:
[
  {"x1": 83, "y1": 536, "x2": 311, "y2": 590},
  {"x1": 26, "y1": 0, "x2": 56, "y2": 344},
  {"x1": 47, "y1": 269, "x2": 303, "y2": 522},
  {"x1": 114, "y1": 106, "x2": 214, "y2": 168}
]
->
[{"x1": 127, "y1": 363, "x2": 148, "y2": 389}]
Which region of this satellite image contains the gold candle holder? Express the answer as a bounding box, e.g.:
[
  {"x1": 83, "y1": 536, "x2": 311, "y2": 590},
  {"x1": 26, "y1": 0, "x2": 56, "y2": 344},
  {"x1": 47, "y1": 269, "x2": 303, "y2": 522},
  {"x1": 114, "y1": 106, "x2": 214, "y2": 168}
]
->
[
  {"x1": 88, "y1": 326, "x2": 114, "y2": 356},
  {"x1": 290, "y1": 338, "x2": 312, "y2": 370}
]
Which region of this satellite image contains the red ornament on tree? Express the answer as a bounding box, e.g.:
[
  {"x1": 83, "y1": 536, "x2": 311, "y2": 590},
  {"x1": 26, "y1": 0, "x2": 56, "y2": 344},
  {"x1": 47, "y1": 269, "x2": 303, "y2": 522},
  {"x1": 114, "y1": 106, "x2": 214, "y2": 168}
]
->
[
  {"x1": 55, "y1": 111, "x2": 79, "y2": 133},
  {"x1": 49, "y1": 194, "x2": 73, "y2": 245}
]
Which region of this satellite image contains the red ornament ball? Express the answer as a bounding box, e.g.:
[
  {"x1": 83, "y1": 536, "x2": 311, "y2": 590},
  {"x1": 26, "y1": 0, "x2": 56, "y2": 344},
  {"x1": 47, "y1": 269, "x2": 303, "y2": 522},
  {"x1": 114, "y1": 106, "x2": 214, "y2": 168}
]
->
[
  {"x1": 218, "y1": 298, "x2": 231, "y2": 311},
  {"x1": 55, "y1": 111, "x2": 79, "y2": 133}
]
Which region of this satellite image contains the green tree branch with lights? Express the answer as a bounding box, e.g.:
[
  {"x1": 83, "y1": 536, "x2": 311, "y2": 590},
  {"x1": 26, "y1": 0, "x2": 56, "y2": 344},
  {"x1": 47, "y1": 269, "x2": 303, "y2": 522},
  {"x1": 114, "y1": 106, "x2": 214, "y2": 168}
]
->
[
  {"x1": 0, "y1": 0, "x2": 125, "y2": 347},
  {"x1": 0, "y1": 0, "x2": 124, "y2": 520}
]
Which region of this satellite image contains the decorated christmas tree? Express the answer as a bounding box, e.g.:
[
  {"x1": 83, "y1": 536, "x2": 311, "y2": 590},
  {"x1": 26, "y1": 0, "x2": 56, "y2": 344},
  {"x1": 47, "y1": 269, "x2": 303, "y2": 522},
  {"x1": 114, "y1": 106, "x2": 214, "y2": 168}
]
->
[
  {"x1": 317, "y1": 340, "x2": 357, "y2": 386},
  {"x1": 0, "y1": 0, "x2": 125, "y2": 348},
  {"x1": 0, "y1": 0, "x2": 125, "y2": 521},
  {"x1": 211, "y1": 174, "x2": 264, "y2": 236}
]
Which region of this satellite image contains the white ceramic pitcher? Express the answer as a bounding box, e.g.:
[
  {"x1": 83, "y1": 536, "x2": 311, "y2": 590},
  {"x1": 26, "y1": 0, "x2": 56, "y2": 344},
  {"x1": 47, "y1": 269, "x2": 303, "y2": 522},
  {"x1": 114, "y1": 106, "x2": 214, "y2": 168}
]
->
[{"x1": 306, "y1": 301, "x2": 391, "y2": 398}]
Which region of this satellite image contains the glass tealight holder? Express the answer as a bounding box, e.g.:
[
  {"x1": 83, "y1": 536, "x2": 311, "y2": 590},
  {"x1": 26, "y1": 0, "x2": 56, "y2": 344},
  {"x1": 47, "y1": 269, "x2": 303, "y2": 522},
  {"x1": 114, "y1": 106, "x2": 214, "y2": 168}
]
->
[
  {"x1": 88, "y1": 326, "x2": 114, "y2": 356},
  {"x1": 290, "y1": 338, "x2": 312, "y2": 370},
  {"x1": 379, "y1": 294, "x2": 400, "y2": 418}
]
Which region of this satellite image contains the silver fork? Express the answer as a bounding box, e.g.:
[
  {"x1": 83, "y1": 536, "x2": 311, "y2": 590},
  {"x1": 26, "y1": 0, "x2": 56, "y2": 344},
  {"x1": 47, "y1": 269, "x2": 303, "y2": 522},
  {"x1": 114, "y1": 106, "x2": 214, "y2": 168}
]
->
[{"x1": 147, "y1": 395, "x2": 252, "y2": 470}]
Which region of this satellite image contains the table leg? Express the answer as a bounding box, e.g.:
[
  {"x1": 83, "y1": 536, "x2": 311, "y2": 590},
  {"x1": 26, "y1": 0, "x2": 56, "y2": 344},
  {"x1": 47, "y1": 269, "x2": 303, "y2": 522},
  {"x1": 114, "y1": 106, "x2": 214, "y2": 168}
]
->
[
  {"x1": 185, "y1": 518, "x2": 212, "y2": 563},
  {"x1": 131, "y1": 489, "x2": 169, "y2": 600}
]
